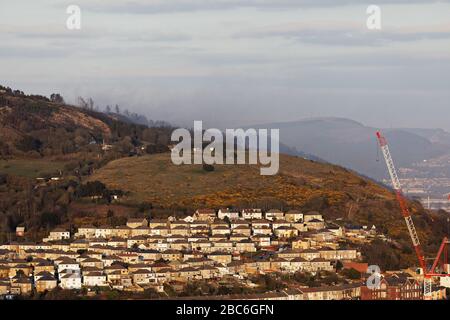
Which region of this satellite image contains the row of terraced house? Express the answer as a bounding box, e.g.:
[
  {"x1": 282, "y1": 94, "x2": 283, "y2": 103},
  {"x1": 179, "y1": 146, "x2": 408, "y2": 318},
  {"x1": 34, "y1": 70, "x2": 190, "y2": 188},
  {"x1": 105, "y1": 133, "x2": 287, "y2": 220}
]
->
[{"x1": 0, "y1": 208, "x2": 378, "y2": 298}]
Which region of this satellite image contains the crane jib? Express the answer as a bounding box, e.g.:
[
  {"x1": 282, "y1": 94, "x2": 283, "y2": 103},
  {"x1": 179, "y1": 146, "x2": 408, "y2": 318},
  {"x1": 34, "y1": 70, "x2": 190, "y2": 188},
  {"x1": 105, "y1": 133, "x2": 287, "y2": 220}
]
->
[{"x1": 375, "y1": 131, "x2": 427, "y2": 272}]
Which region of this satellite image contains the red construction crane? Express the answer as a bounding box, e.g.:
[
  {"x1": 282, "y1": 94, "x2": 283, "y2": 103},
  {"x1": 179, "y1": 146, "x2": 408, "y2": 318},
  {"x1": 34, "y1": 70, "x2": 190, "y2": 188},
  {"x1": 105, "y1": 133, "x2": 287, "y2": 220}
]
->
[{"x1": 376, "y1": 131, "x2": 449, "y2": 299}]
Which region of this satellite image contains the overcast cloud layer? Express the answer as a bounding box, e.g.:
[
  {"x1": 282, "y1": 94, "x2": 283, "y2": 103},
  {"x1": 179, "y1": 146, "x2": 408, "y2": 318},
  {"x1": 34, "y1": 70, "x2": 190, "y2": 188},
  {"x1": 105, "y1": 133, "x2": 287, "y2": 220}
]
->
[{"x1": 1, "y1": 0, "x2": 450, "y2": 129}]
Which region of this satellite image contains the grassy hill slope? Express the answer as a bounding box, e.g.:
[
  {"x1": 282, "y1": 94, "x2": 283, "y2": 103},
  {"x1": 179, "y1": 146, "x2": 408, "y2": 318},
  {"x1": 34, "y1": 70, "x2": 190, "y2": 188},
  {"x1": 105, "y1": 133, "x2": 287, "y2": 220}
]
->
[
  {"x1": 90, "y1": 153, "x2": 423, "y2": 234},
  {"x1": 90, "y1": 153, "x2": 391, "y2": 209},
  {"x1": 90, "y1": 152, "x2": 450, "y2": 269}
]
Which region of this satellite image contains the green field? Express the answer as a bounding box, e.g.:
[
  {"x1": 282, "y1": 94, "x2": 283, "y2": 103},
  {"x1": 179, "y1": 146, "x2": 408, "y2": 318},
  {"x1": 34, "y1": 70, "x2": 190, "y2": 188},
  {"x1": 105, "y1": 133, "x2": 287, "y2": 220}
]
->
[{"x1": 0, "y1": 159, "x2": 66, "y2": 178}]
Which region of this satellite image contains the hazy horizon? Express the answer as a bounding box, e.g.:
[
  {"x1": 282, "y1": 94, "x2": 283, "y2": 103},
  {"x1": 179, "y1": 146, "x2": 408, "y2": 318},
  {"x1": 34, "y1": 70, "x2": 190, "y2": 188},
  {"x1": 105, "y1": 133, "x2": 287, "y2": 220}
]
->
[{"x1": 1, "y1": 0, "x2": 450, "y2": 130}]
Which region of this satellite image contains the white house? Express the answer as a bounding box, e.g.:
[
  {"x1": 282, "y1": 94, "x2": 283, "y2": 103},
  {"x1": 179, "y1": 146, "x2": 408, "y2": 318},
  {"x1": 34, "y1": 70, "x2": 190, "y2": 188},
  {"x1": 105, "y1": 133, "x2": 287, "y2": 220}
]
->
[
  {"x1": 265, "y1": 209, "x2": 284, "y2": 221},
  {"x1": 83, "y1": 272, "x2": 107, "y2": 287},
  {"x1": 44, "y1": 228, "x2": 70, "y2": 242},
  {"x1": 132, "y1": 269, "x2": 157, "y2": 285},
  {"x1": 218, "y1": 208, "x2": 240, "y2": 220},
  {"x1": 303, "y1": 212, "x2": 323, "y2": 223},
  {"x1": 60, "y1": 273, "x2": 82, "y2": 290},
  {"x1": 75, "y1": 225, "x2": 96, "y2": 238},
  {"x1": 194, "y1": 209, "x2": 217, "y2": 222},
  {"x1": 241, "y1": 209, "x2": 263, "y2": 220},
  {"x1": 251, "y1": 234, "x2": 271, "y2": 247},
  {"x1": 285, "y1": 210, "x2": 304, "y2": 223},
  {"x1": 57, "y1": 259, "x2": 80, "y2": 274},
  {"x1": 95, "y1": 226, "x2": 114, "y2": 238},
  {"x1": 127, "y1": 218, "x2": 149, "y2": 229},
  {"x1": 183, "y1": 216, "x2": 195, "y2": 223}
]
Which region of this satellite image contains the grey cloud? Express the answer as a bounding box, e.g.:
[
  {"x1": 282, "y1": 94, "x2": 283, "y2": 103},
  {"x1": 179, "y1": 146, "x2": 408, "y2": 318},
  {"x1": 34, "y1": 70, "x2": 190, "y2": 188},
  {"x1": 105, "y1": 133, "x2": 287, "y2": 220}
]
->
[
  {"x1": 15, "y1": 31, "x2": 93, "y2": 40},
  {"x1": 234, "y1": 26, "x2": 450, "y2": 46},
  {"x1": 0, "y1": 45, "x2": 71, "y2": 58},
  {"x1": 122, "y1": 33, "x2": 192, "y2": 43},
  {"x1": 76, "y1": 0, "x2": 450, "y2": 14},
  {"x1": 4, "y1": 27, "x2": 192, "y2": 43},
  {"x1": 317, "y1": 53, "x2": 450, "y2": 70}
]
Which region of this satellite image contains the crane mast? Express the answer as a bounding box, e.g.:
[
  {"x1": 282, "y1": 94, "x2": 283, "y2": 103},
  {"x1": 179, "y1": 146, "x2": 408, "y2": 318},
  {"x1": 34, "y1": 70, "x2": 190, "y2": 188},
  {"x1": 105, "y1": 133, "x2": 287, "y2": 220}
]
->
[{"x1": 376, "y1": 132, "x2": 427, "y2": 272}]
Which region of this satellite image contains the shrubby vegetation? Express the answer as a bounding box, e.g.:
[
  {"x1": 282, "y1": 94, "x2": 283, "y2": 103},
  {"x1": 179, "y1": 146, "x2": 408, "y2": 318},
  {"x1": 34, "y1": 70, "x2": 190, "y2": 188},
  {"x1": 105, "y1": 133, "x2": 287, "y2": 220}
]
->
[
  {"x1": 0, "y1": 86, "x2": 174, "y2": 158},
  {"x1": 0, "y1": 86, "x2": 177, "y2": 240}
]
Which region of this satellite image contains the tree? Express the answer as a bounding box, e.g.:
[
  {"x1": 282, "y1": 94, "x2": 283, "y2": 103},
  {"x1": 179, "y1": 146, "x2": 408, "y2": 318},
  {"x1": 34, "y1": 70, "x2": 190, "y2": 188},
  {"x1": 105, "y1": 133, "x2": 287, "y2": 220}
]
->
[
  {"x1": 117, "y1": 137, "x2": 134, "y2": 154},
  {"x1": 106, "y1": 210, "x2": 114, "y2": 218},
  {"x1": 362, "y1": 239, "x2": 403, "y2": 270},
  {"x1": 106, "y1": 290, "x2": 120, "y2": 300},
  {"x1": 88, "y1": 98, "x2": 94, "y2": 110},
  {"x1": 0, "y1": 140, "x2": 10, "y2": 157},
  {"x1": 15, "y1": 269, "x2": 25, "y2": 277},
  {"x1": 138, "y1": 202, "x2": 152, "y2": 212},
  {"x1": 142, "y1": 288, "x2": 159, "y2": 299},
  {"x1": 77, "y1": 97, "x2": 88, "y2": 109},
  {"x1": 145, "y1": 144, "x2": 169, "y2": 155},
  {"x1": 50, "y1": 93, "x2": 64, "y2": 104},
  {"x1": 43, "y1": 287, "x2": 80, "y2": 300},
  {"x1": 322, "y1": 272, "x2": 339, "y2": 285},
  {"x1": 341, "y1": 268, "x2": 361, "y2": 280},
  {"x1": 202, "y1": 164, "x2": 215, "y2": 172},
  {"x1": 115, "y1": 104, "x2": 120, "y2": 114},
  {"x1": 0, "y1": 174, "x2": 7, "y2": 185},
  {"x1": 16, "y1": 136, "x2": 42, "y2": 153},
  {"x1": 40, "y1": 212, "x2": 61, "y2": 229}
]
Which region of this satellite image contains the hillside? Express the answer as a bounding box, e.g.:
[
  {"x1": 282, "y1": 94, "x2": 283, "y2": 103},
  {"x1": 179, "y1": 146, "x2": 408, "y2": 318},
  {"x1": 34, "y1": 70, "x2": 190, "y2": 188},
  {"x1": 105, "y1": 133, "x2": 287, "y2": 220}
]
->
[
  {"x1": 0, "y1": 86, "x2": 173, "y2": 159},
  {"x1": 92, "y1": 154, "x2": 441, "y2": 236},
  {"x1": 90, "y1": 152, "x2": 389, "y2": 208},
  {"x1": 251, "y1": 117, "x2": 450, "y2": 180},
  {"x1": 0, "y1": 86, "x2": 174, "y2": 243},
  {"x1": 88, "y1": 152, "x2": 450, "y2": 268},
  {"x1": 0, "y1": 89, "x2": 109, "y2": 156}
]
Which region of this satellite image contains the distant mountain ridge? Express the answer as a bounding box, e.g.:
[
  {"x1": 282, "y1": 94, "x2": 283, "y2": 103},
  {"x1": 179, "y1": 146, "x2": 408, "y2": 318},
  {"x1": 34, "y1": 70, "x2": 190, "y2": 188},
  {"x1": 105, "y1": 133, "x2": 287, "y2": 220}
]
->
[{"x1": 252, "y1": 117, "x2": 450, "y2": 180}]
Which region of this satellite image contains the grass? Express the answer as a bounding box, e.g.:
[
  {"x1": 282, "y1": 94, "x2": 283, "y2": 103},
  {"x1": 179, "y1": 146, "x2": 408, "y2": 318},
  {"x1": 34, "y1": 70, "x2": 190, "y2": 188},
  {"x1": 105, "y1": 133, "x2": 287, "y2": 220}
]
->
[
  {"x1": 88, "y1": 153, "x2": 393, "y2": 211},
  {"x1": 0, "y1": 159, "x2": 66, "y2": 178}
]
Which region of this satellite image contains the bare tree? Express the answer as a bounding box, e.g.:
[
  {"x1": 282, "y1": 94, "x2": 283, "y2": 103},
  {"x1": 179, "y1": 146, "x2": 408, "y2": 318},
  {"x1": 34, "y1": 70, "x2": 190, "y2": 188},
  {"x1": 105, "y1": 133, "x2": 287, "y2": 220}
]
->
[
  {"x1": 77, "y1": 97, "x2": 88, "y2": 109},
  {"x1": 88, "y1": 98, "x2": 94, "y2": 110},
  {"x1": 50, "y1": 93, "x2": 65, "y2": 104}
]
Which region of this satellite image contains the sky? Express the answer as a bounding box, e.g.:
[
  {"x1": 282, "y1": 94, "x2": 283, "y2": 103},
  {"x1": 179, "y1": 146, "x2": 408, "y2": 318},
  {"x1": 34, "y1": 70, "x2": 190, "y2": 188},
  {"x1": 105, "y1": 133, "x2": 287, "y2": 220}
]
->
[{"x1": 1, "y1": 0, "x2": 450, "y2": 129}]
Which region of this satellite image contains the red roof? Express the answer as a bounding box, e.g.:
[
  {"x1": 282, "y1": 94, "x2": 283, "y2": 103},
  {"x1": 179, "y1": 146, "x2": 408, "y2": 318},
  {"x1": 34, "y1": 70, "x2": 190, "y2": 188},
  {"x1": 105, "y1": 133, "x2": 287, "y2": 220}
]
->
[{"x1": 343, "y1": 262, "x2": 368, "y2": 274}]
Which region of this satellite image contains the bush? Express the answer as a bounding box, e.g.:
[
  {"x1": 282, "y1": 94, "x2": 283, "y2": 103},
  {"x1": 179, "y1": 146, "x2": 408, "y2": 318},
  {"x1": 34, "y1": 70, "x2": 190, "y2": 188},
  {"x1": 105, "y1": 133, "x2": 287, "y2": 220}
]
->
[
  {"x1": 341, "y1": 268, "x2": 361, "y2": 280},
  {"x1": 361, "y1": 239, "x2": 403, "y2": 270},
  {"x1": 76, "y1": 181, "x2": 107, "y2": 198},
  {"x1": 145, "y1": 143, "x2": 169, "y2": 154},
  {"x1": 202, "y1": 164, "x2": 215, "y2": 172},
  {"x1": 16, "y1": 136, "x2": 42, "y2": 152},
  {"x1": 40, "y1": 212, "x2": 61, "y2": 229}
]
